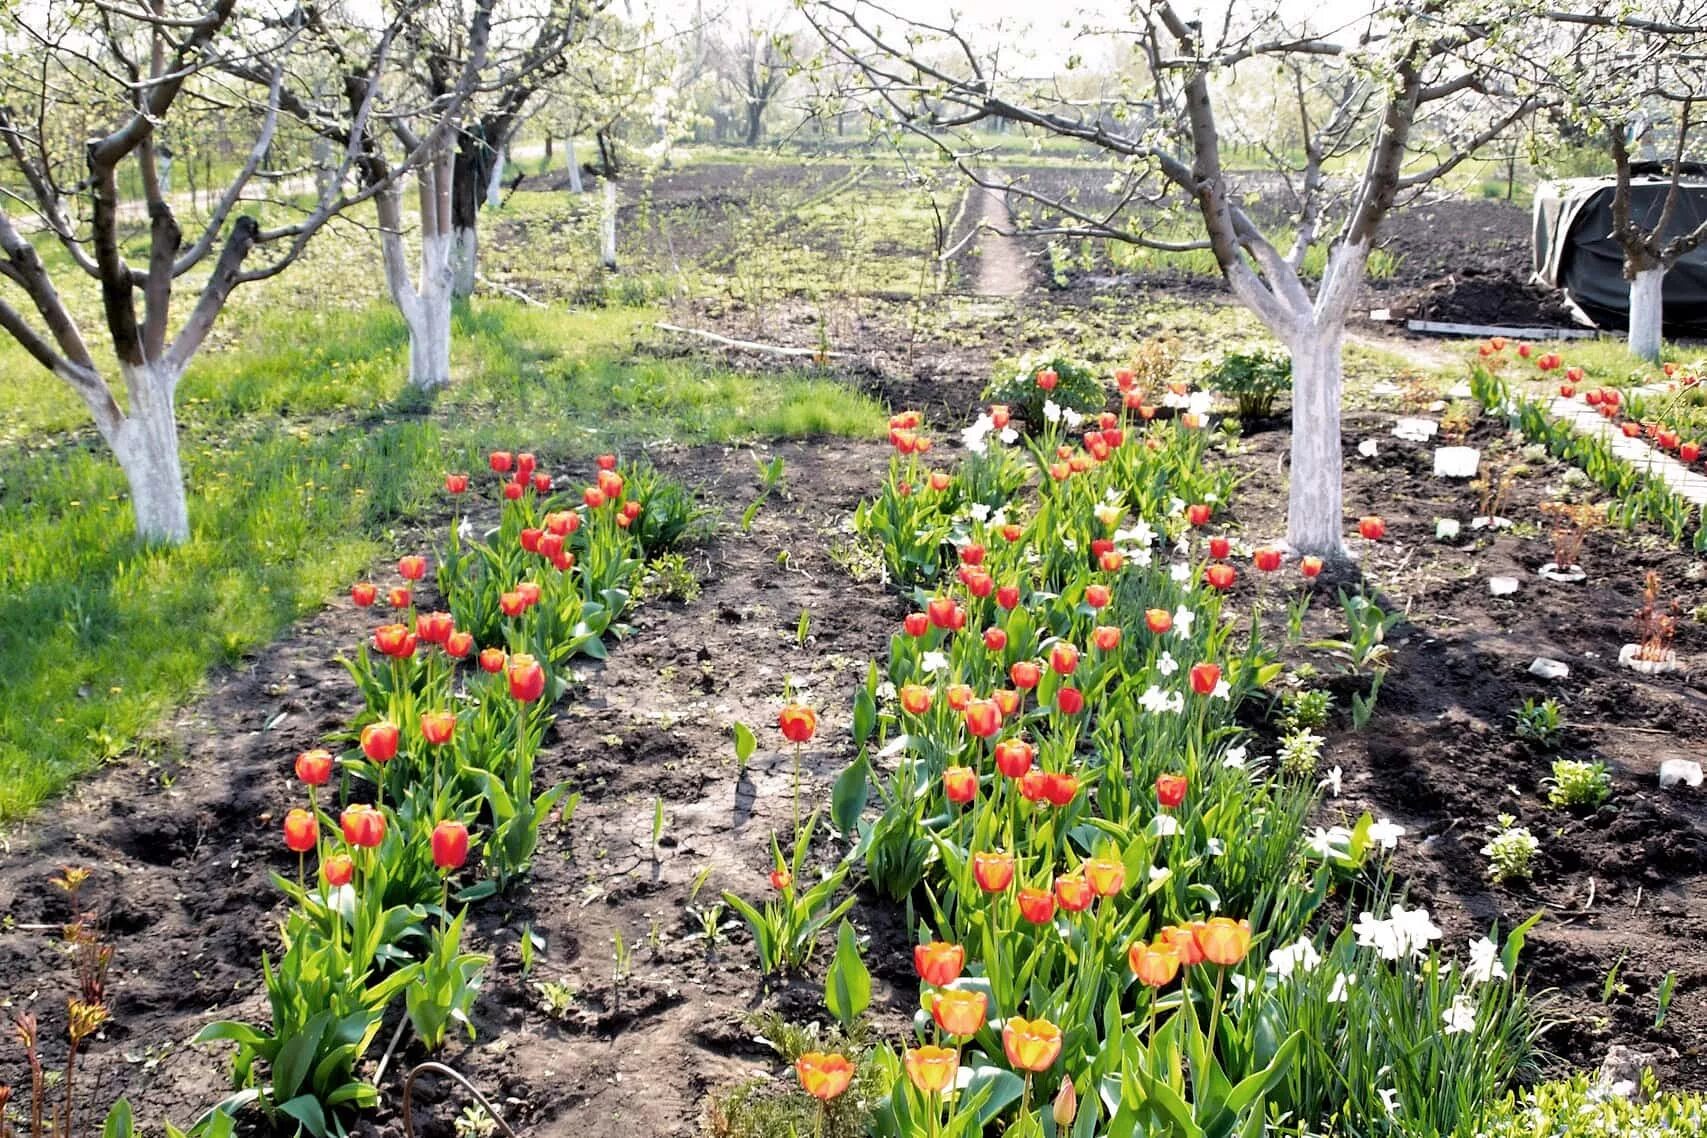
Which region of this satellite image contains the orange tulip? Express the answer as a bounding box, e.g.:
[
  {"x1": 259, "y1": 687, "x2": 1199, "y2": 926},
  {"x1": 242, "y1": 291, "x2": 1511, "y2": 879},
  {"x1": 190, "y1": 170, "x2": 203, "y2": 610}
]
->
[
  {"x1": 1010, "y1": 660, "x2": 1042, "y2": 690},
  {"x1": 1144, "y1": 608, "x2": 1173, "y2": 634},
  {"x1": 1002, "y1": 1016, "x2": 1063, "y2": 1073},
  {"x1": 945, "y1": 683, "x2": 974, "y2": 711},
  {"x1": 1186, "y1": 504, "x2": 1211, "y2": 527},
  {"x1": 1018, "y1": 887, "x2": 1056, "y2": 924},
  {"x1": 913, "y1": 941, "x2": 965, "y2": 987},
  {"x1": 420, "y1": 711, "x2": 456, "y2": 746},
  {"x1": 943, "y1": 766, "x2": 977, "y2": 805},
  {"x1": 1253, "y1": 547, "x2": 1282, "y2": 572},
  {"x1": 769, "y1": 867, "x2": 792, "y2": 891},
  {"x1": 1085, "y1": 583, "x2": 1111, "y2": 608},
  {"x1": 1196, "y1": 917, "x2": 1253, "y2": 965},
  {"x1": 1300, "y1": 555, "x2": 1324, "y2": 579},
  {"x1": 899, "y1": 684, "x2": 932, "y2": 715},
  {"x1": 904, "y1": 1045, "x2": 958, "y2": 1095},
  {"x1": 1162, "y1": 923, "x2": 1207, "y2": 966},
  {"x1": 398, "y1": 555, "x2": 427, "y2": 581},
  {"x1": 478, "y1": 647, "x2": 506, "y2": 673},
  {"x1": 1128, "y1": 941, "x2": 1181, "y2": 987},
  {"x1": 339, "y1": 803, "x2": 386, "y2": 849},
  {"x1": 322, "y1": 853, "x2": 354, "y2": 886},
  {"x1": 931, "y1": 989, "x2": 988, "y2": 1037},
  {"x1": 507, "y1": 654, "x2": 546, "y2": 702},
  {"x1": 1084, "y1": 856, "x2": 1125, "y2": 897},
  {"x1": 430, "y1": 819, "x2": 469, "y2": 871},
  {"x1": 972, "y1": 850, "x2": 1015, "y2": 892},
  {"x1": 294, "y1": 749, "x2": 333, "y2": 787},
  {"x1": 360, "y1": 720, "x2": 399, "y2": 762},
  {"x1": 1092, "y1": 625, "x2": 1122, "y2": 651},
  {"x1": 350, "y1": 582, "x2": 377, "y2": 607},
  {"x1": 1189, "y1": 662, "x2": 1221, "y2": 696},
  {"x1": 795, "y1": 1052, "x2": 853, "y2": 1102},
  {"x1": 1205, "y1": 563, "x2": 1237, "y2": 590},
  {"x1": 1358, "y1": 515, "x2": 1386, "y2": 541},
  {"x1": 1049, "y1": 643, "x2": 1079, "y2": 676},
  {"x1": 963, "y1": 699, "x2": 1002, "y2": 738},
  {"x1": 1054, "y1": 874, "x2": 1094, "y2": 912},
  {"x1": 993, "y1": 738, "x2": 1033, "y2": 778}
]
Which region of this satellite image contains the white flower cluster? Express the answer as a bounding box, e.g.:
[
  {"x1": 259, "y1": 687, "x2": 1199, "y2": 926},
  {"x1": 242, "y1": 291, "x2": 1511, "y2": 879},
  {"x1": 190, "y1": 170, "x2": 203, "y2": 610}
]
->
[
  {"x1": 1353, "y1": 904, "x2": 1442, "y2": 962},
  {"x1": 962, "y1": 412, "x2": 1019, "y2": 455}
]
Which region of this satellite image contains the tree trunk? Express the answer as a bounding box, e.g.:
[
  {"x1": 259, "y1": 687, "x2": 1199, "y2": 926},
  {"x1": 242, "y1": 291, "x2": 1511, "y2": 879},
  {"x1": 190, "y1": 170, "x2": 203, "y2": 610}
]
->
[
  {"x1": 601, "y1": 179, "x2": 618, "y2": 270},
  {"x1": 485, "y1": 148, "x2": 506, "y2": 208},
  {"x1": 745, "y1": 102, "x2": 764, "y2": 146},
  {"x1": 566, "y1": 137, "x2": 583, "y2": 194},
  {"x1": 411, "y1": 230, "x2": 455, "y2": 388},
  {"x1": 543, "y1": 135, "x2": 554, "y2": 162},
  {"x1": 1285, "y1": 322, "x2": 1347, "y2": 559},
  {"x1": 450, "y1": 225, "x2": 477, "y2": 302},
  {"x1": 1628, "y1": 265, "x2": 1665, "y2": 364},
  {"x1": 109, "y1": 361, "x2": 190, "y2": 543}
]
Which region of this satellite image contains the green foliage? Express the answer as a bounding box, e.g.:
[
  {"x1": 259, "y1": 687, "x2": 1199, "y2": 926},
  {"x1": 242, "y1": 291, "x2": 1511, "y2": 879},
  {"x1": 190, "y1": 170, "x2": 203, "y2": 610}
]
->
[
  {"x1": 405, "y1": 910, "x2": 488, "y2": 1051},
  {"x1": 1545, "y1": 759, "x2": 1611, "y2": 810},
  {"x1": 1471, "y1": 1075, "x2": 1707, "y2": 1138},
  {"x1": 637, "y1": 552, "x2": 702, "y2": 603},
  {"x1": 982, "y1": 353, "x2": 1106, "y2": 427},
  {"x1": 1483, "y1": 815, "x2": 1540, "y2": 883},
  {"x1": 1205, "y1": 350, "x2": 1292, "y2": 418},
  {"x1": 1511, "y1": 697, "x2": 1563, "y2": 749},
  {"x1": 1279, "y1": 688, "x2": 1332, "y2": 731},
  {"x1": 721, "y1": 812, "x2": 857, "y2": 974}
]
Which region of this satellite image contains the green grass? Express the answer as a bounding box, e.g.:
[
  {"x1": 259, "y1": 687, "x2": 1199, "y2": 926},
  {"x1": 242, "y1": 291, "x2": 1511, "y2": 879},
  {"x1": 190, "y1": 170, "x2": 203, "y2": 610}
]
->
[{"x1": 0, "y1": 299, "x2": 884, "y2": 819}]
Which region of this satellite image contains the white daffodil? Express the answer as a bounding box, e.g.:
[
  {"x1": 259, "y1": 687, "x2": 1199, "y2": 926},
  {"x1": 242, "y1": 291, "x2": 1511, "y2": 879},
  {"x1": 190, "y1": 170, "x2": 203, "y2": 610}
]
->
[
  {"x1": 1139, "y1": 685, "x2": 1176, "y2": 715},
  {"x1": 1319, "y1": 766, "x2": 1343, "y2": 797},
  {"x1": 1442, "y1": 993, "x2": 1477, "y2": 1035},
  {"x1": 1063, "y1": 406, "x2": 1084, "y2": 428},
  {"x1": 1307, "y1": 826, "x2": 1353, "y2": 859},
  {"x1": 1465, "y1": 936, "x2": 1508, "y2": 985},
  {"x1": 1153, "y1": 814, "x2": 1179, "y2": 837},
  {"x1": 1328, "y1": 971, "x2": 1355, "y2": 1004},
  {"x1": 969, "y1": 502, "x2": 992, "y2": 523},
  {"x1": 1167, "y1": 496, "x2": 1186, "y2": 516},
  {"x1": 1115, "y1": 520, "x2": 1156, "y2": 547},
  {"x1": 1147, "y1": 865, "x2": 1172, "y2": 886},
  {"x1": 1268, "y1": 938, "x2": 1322, "y2": 979},
  {"x1": 962, "y1": 414, "x2": 994, "y2": 454},
  {"x1": 920, "y1": 651, "x2": 949, "y2": 674},
  {"x1": 1157, "y1": 651, "x2": 1178, "y2": 676},
  {"x1": 1378, "y1": 1087, "x2": 1400, "y2": 1117},
  {"x1": 1229, "y1": 973, "x2": 1257, "y2": 997},
  {"x1": 1211, "y1": 679, "x2": 1231, "y2": 700},
  {"x1": 1172, "y1": 606, "x2": 1196, "y2": 637},
  {"x1": 999, "y1": 427, "x2": 1019, "y2": 445},
  {"x1": 1043, "y1": 399, "x2": 1062, "y2": 423},
  {"x1": 1355, "y1": 904, "x2": 1442, "y2": 961},
  {"x1": 1368, "y1": 817, "x2": 1406, "y2": 851},
  {"x1": 1170, "y1": 561, "x2": 1191, "y2": 582},
  {"x1": 1222, "y1": 744, "x2": 1248, "y2": 769}
]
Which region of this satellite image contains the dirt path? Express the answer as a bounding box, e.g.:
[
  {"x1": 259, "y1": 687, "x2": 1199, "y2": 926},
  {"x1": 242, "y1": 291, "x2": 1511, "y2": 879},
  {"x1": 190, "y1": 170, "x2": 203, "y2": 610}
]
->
[
  {"x1": 0, "y1": 438, "x2": 903, "y2": 1138},
  {"x1": 970, "y1": 184, "x2": 1032, "y2": 298}
]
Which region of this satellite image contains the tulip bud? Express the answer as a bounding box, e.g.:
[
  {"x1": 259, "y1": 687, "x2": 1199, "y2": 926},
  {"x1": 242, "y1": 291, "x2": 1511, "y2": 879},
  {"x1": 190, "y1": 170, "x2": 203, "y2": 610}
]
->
[
  {"x1": 430, "y1": 819, "x2": 470, "y2": 871},
  {"x1": 1053, "y1": 1078, "x2": 1078, "y2": 1127}
]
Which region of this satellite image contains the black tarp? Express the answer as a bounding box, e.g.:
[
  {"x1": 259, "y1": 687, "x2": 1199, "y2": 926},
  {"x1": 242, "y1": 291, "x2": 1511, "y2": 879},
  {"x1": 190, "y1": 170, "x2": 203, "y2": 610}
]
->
[{"x1": 1532, "y1": 167, "x2": 1707, "y2": 334}]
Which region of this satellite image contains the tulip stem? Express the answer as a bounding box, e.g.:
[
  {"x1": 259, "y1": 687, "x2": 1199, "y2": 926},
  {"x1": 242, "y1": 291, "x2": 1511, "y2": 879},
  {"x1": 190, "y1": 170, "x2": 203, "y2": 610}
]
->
[{"x1": 792, "y1": 741, "x2": 802, "y2": 832}]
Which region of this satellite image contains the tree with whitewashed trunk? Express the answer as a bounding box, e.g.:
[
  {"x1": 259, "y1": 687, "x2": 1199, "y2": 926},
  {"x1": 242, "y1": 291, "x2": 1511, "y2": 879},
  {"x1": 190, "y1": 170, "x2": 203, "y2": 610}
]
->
[
  {"x1": 0, "y1": 0, "x2": 442, "y2": 544},
  {"x1": 809, "y1": 0, "x2": 1577, "y2": 558},
  {"x1": 1543, "y1": 5, "x2": 1707, "y2": 364}
]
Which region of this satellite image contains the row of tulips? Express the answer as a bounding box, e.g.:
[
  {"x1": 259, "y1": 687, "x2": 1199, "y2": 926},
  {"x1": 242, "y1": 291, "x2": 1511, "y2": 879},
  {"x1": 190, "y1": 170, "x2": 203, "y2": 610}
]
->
[
  {"x1": 778, "y1": 377, "x2": 1542, "y2": 1137},
  {"x1": 195, "y1": 453, "x2": 689, "y2": 1137}
]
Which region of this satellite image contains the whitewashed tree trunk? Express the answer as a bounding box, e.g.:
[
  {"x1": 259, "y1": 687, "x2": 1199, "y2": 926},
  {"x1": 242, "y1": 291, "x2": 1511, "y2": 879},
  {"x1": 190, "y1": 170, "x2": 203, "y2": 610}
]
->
[
  {"x1": 566, "y1": 138, "x2": 583, "y2": 194},
  {"x1": 1284, "y1": 323, "x2": 1346, "y2": 557},
  {"x1": 450, "y1": 225, "x2": 477, "y2": 300},
  {"x1": 486, "y1": 148, "x2": 506, "y2": 208},
  {"x1": 1628, "y1": 266, "x2": 1665, "y2": 364},
  {"x1": 108, "y1": 362, "x2": 190, "y2": 543},
  {"x1": 601, "y1": 178, "x2": 617, "y2": 269},
  {"x1": 411, "y1": 231, "x2": 455, "y2": 388}
]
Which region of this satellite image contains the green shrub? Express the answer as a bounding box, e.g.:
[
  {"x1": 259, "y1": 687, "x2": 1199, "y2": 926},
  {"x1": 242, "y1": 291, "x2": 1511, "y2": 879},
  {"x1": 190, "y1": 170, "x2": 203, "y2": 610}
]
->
[
  {"x1": 1472, "y1": 1074, "x2": 1707, "y2": 1137},
  {"x1": 1546, "y1": 759, "x2": 1612, "y2": 810},
  {"x1": 1203, "y1": 350, "x2": 1292, "y2": 418},
  {"x1": 982, "y1": 352, "x2": 1105, "y2": 427}
]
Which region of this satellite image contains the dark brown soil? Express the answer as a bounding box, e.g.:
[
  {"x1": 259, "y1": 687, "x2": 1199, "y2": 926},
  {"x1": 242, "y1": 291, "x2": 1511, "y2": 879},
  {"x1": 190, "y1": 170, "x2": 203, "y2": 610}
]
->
[{"x1": 0, "y1": 439, "x2": 910, "y2": 1138}]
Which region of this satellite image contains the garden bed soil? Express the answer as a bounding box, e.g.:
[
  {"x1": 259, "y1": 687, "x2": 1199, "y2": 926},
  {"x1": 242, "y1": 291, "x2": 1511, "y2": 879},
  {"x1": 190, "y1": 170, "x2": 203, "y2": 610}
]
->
[{"x1": 0, "y1": 438, "x2": 911, "y2": 1138}]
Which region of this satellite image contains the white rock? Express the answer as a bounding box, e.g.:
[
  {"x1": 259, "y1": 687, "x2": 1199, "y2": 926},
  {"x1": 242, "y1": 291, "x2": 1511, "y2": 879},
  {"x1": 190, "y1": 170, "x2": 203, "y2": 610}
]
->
[
  {"x1": 1659, "y1": 759, "x2": 1704, "y2": 789},
  {"x1": 1448, "y1": 381, "x2": 1473, "y2": 400},
  {"x1": 1436, "y1": 518, "x2": 1462, "y2": 541},
  {"x1": 1358, "y1": 438, "x2": 1379, "y2": 458},
  {"x1": 1528, "y1": 658, "x2": 1570, "y2": 680},
  {"x1": 1434, "y1": 446, "x2": 1481, "y2": 478},
  {"x1": 1427, "y1": 399, "x2": 1447, "y2": 412},
  {"x1": 1489, "y1": 576, "x2": 1520, "y2": 596},
  {"x1": 1370, "y1": 380, "x2": 1401, "y2": 397},
  {"x1": 1393, "y1": 417, "x2": 1439, "y2": 442}
]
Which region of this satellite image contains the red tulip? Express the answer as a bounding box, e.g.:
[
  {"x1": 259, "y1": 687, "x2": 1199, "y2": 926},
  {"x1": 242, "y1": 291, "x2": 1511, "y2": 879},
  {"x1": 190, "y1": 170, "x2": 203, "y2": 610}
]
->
[
  {"x1": 1042, "y1": 771, "x2": 1079, "y2": 806},
  {"x1": 322, "y1": 853, "x2": 354, "y2": 887},
  {"x1": 1050, "y1": 643, "x2": 1080, "y2": 676},
  {"x1": 583, "y1": 487, "x2": 606, "y2": 509},
  {"x1": 1253, "y1": 547, "x2": 1282, "y2": 572},
  {"x1": 1054, "y1": 874, "x2": 1094, "y2": 912},
  {"x1": 1084, "y1": 584, "x2": 1111, "y2": 609},
  {"x1": 1000, "y1": 523, "x2": 1022, "y2": 542},
  {"x1": 993, "y1": 688, "x2": 1020, "y2": 716},
  {"x1": 900, "y1": 684, "x2": 932, "y2": 715},
  {"x1": 350, "y1": 582, "x2": 377, "y2": 607},
  {"x1": 959, "y1": 543, "x2": 986, "y2": 566},
  {"x1": 445, "y1": 631, "x2": 474, "y2": 659},
  {"x1": 1189, "y1": 662, "x2": 1221, "y2": 696},
  {"x1": 368, "y1": 620, "x2": 412, "y2": 658},
  {"x1": 944, "y1": 684, "x2": 973, "y2": 711},
  {"x1": 1010, "y1": 660, "x2": 1042, "y2": 690},
  {"x1": 489, "y1": 451, "x2": 514, "y2": 473},
  {"x1": 990, "y1": 404, "x2": 1011, "y2": 428},
  {"x1": 1014, "y1": 886, "x2": 1054, "y2": 924},
  {"x1": 597, "y1": 453, "x2": 618, "y2": 470},
  {"x1": 283, "y1": 808, "x2": 318, "y2": 853},
  {"x1": 295, "y1": 749, "x2": 333, "y2": 786},
  {"x1": 1145, "y1": 608, "x2": 1172, "y2": 634},
  {"x1": 779, "y1": 704, "x2": 818, "y2": 743},
  {"x1": 1682, "y1": 442, "x2": 1701, "y2": 463},
  {"x1": 416, "y1": 610, "x2": 454, "y2": 644},
  {"x1": 1300, "y1": 556, "x2": 1323, "y2": 579},
  {"x1": 994, "y1": 738, "x2": 1034, "y2": 778},
  {"x1": 903, "y1": 612, "x2": 931, "y2": 637},
  {"x1": 963, "y1": 699, "x2": 1002, "y2": 738},
  {"x1": 769, "y1": 867, "x2": 792, "y2": 891},
  {"x1": 1036, "y1": 368, "x2": 1058, "y2": 390},
  {"x1": 1055, "y1": 686, "x2": 1084, "y2": 715},
  {"x1": 1187, "y1": 504, "x2": 1212, "y2": 527},
  {"x1": 1517, "y1": 342, "x2": 1532, "y2": 358},
  {"x1": 1585, "y1": 388, "x2": 1604, "y2": 406},
  {"x1": 520, "y1": 527, "x2": 543, "y2": 553},
  {"x1": 927, "y1": 596, "x2": 959, "y2": 629},
  {"x1": 478, "y1": 647, "x2": 506, "y2": 673},
  {"x1": 516, "y1": 453, "x2": 536, "y2": 477},
  {"x1": 340, "y1": 804, "x2": 386, "y2": 848},
  {"x1": 1206, "y1": 563, "x2": 1237, "y2": 590},
  {"x1": 597, "y1": 470, "x2": 624, "y2": 500},
  {"x1": 983, "y1": 626, "x2": 1008, "y2": 652},
  {"x1": 1357, "y1": 515, "x2": 1386, "y2": 540},
  {"x1": 361, "y1": 720, "x2": 399, "y2": 762},
  {"x1": 503, "y1": 481, "x2": 523, "y2": 500},
  {"x1": 444, "y1": 473, "x2": 469, "y2": 494},
  {"x1": 995, "y1": 584, "x2": 1021, "y2": 609},
  {"x1": 1208, "y1": 536, "x2": 1230, "y2": 560},
  {"x1": 398, "y1": 555, "x2": 427, "y2": 581},
  {"x1": 533, "y1": 473, "x2": 553, "y2": 494},
  {"x1": 963, "y1": 569, "x2": 994, "y2": 598},
  {"x1": 430, "y1": 820, "x2": 470, "y2": 871},
  {"x1": 1092, "y1": 625, "x2": 1121, "y2": 651},
  {"x1": 507, "y1": 654, "x2": 546, "y2": 702},
  {"x1": 1155, "y1": 772, "x2": 1187, "y2": 808},
  {"x1": 387, "y1": 586, "x2": 413, "y2": 609},
  {"x1": 1098, "y1": 550, "x2": 1124, "y2": 573},
  {"x1": 943, "y1": 766, "x2": 977, "y2": 804},
  {"x1": 499, "y1": 591, "x2": 527, "y2": 618}
]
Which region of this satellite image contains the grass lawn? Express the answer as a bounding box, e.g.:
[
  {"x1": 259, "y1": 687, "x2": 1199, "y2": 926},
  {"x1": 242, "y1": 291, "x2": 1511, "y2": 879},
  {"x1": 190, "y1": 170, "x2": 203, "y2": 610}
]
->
[{"x1": 0, "y1": 299, "x2": 885, "y2": 820}]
